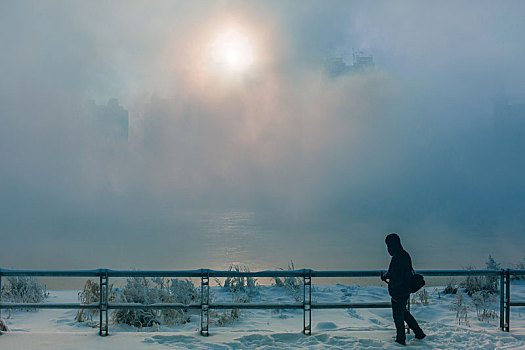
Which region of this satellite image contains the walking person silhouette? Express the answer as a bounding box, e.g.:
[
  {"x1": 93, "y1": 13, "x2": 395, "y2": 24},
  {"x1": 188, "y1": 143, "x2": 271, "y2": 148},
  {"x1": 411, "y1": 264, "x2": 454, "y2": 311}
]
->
[{"x1": 381, "y1": 233, "x2": 426, "y2": 345}]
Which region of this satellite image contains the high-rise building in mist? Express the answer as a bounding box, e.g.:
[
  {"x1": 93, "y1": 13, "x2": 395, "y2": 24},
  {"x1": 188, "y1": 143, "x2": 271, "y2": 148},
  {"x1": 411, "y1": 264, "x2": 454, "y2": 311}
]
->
[
  {"x1": 85, "y1": 99, "x2": 129, "y2": 140},
  {"x1": 324, "y1": 49, "x2": 375, "y2": 77}
]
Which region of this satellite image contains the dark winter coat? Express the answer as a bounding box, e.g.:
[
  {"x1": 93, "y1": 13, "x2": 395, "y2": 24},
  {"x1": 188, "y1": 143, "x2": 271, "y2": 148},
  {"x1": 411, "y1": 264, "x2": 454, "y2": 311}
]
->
[{"x1": 385, "y1": 244, "x2": 413, "y2": 299}]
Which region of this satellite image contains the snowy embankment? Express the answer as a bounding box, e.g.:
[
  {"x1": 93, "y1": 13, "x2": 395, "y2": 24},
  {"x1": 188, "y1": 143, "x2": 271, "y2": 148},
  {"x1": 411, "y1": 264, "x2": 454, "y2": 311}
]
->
[{"x1": 2, "y1": 283, "x2": 525, "y2": 349}]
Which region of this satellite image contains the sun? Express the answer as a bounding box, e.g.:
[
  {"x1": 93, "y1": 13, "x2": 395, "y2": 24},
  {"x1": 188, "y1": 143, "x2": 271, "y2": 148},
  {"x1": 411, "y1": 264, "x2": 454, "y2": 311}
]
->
[{"x1": 211, "y1": 28, "x2": 254, "y2": 73}]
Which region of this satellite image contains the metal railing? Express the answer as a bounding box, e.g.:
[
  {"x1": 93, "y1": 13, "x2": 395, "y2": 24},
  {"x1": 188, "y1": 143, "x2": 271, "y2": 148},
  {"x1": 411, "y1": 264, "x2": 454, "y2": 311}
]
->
[{"x1": 0, "y1": 268, "x2": 523, "y2": 336}]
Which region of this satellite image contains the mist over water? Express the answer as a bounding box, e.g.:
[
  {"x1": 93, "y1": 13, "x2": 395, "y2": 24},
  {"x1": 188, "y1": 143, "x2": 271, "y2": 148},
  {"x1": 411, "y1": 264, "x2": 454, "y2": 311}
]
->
[
  {"x1": 1, "y1": 1, "x2": 525, "y2": 285},
  {"x1": 2, "y1": 207, "x2": 520, "y2": 274}
]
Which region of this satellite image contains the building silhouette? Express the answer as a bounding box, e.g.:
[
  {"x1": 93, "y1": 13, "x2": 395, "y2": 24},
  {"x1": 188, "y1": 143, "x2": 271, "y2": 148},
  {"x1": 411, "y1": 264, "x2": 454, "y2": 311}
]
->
[
  {"x1": 324, "y1": 50, "x2": 375, "y2": 77},
  {"x1": 85, "y1": 99, "x2": 129, "y2": 140}
]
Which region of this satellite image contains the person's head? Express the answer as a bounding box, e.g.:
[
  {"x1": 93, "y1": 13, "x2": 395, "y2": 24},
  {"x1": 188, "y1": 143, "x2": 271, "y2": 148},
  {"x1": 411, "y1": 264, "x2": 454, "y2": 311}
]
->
[{"x1": 385, "y1": 233, "x2": 403, "y2": 256}]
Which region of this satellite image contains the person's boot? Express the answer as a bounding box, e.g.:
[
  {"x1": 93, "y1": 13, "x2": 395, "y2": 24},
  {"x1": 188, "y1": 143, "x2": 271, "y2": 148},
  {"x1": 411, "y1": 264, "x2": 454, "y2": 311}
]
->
[
  {"x1": 395, "y1": 338, "x2": 406, "y2": 345},
  {"x1": 415, "y1": 332, "x2": 426, "y2": 340}
]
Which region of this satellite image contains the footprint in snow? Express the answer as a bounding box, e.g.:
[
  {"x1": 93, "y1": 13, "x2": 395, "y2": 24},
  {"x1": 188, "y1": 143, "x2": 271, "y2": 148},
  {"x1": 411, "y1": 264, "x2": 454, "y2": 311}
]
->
[{"x1": 347, "y1": 308, "x2": 363, "y2": 320}]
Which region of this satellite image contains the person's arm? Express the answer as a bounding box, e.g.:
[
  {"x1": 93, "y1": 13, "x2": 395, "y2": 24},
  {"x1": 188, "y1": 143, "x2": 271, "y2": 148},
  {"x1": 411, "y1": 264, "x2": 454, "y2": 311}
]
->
[
  {"x1": 386, "y1": 255, "x2": 404, "y2": 290},
  {"x1": 381, "y1": 271, "x2": 388, "y2": 282},
  {"x1": 382, "y1": 259, "x2": 394, "y2": 282}
]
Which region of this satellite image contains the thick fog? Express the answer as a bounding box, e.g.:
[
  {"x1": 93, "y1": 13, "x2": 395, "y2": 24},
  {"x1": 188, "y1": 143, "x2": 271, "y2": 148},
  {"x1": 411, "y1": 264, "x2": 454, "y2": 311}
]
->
[{"x1": 1, "y1": 1, "x2": 525, "y2": 273}]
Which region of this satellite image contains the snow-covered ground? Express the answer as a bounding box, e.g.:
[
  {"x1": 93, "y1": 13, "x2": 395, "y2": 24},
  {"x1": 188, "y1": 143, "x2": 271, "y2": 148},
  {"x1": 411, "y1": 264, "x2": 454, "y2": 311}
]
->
[{"x1": 2, "y1": 283, "x2": 525, "y2": 349}]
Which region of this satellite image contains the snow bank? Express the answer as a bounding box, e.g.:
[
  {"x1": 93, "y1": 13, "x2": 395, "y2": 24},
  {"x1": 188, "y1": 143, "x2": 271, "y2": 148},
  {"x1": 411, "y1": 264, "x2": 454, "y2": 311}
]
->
[{"x1": 1, "y1": 284, "x2": 525, "y2": 349}]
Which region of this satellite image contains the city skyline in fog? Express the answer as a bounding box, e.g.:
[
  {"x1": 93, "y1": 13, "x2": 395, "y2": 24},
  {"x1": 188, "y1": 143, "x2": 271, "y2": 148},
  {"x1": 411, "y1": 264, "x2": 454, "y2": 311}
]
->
[{"x1": 1, "y1": 1, "x2": 525, "y2": 272}]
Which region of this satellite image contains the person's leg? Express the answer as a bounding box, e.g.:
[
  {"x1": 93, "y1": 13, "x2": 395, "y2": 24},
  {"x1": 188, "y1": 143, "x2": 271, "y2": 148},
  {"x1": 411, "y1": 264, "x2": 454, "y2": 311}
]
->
[
  {"x1": 404, "y1": 309, "x2": 425, "y2": 338},
  {"x1": 391, "y1": 297, "x2": 406, "y2": 344}
]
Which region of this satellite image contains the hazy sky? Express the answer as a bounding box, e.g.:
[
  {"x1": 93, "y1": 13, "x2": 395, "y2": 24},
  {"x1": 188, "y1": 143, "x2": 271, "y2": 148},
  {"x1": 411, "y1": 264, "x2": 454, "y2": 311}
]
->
[{"x1": 1, "y1": 1, "x2": 525, "y2": 272}]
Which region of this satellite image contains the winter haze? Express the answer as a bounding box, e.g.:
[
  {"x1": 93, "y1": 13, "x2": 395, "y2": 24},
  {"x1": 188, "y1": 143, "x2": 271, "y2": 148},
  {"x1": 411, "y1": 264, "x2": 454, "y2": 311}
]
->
[{"x1": 1, "y1": 1, "x2": 525, "y2": 275}]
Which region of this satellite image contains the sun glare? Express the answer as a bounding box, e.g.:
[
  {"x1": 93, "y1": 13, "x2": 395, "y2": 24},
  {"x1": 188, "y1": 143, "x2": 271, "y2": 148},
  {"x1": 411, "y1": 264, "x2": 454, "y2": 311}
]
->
[{"x1": 211, "y1": 28, "x2": 254, "y2": 73}]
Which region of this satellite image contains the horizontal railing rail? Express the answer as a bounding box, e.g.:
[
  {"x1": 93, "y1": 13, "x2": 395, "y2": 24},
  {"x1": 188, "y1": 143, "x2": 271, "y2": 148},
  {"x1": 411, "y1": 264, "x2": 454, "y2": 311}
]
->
[
  {"x1": 0, "y1": 268, "x2": 523, "y2": 336},
  {"x1": 0, "y1": 269, "x2": 101, "y2": 277},
  {"x1": 508, "y1": 269, "x2": 525, "y2": 276},
  {"x1": 0, "y1": 268, "x2": 505, "y2": 278},
  {"x1": 0, "y1": 302, "x2": 100, "y2": 310}
]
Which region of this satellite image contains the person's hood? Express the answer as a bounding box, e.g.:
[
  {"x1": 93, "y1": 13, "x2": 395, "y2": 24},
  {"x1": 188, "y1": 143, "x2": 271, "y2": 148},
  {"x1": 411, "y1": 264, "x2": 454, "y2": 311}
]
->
[{"x1": 387, "y1": 241, "x2": 403, "y2": 257}]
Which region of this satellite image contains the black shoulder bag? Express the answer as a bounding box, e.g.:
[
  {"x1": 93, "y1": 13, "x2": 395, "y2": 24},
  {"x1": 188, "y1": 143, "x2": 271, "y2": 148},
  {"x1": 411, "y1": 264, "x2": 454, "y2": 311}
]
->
[{"x1": 410, "y1": 270, "x2": 425, "y2": 293}]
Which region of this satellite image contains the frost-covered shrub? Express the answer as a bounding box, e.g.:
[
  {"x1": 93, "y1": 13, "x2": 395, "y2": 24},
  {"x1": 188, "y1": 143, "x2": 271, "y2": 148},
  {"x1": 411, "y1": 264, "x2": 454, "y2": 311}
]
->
[
  {"x1": 273, "y1": 261, "x2": 302, "y2": 302},
  {"x1": 217, "y1": 265, "x2": 259, "y2": 300},
  {"x1": 213, "y1": 310, "x2": 241, "y2": 326},
  {"x1": 160, "y1": 278, "x2": 198, "y2": 326},
  {"x1": 486, "y1": 255, "x2": 501, "y2": 270},
  {"x1": 411, "y1": 289, "x2": 429, "y2": 305},
  {"x1": 484, "y1": 255, "x2": 501, "y2": 290},
  {"x1": 210, "y1": 264, "x2": 258, "y2": 326},
  {"x1": 450, "y1": 292, "x2": 470, "y2": 326},
  {"x1": 1, "y1": 276, "x2": 47, "y2": 305},
  {"x1": 167, "y1": 278, "x2": 198, "y2": 305},
  {"x1": 461, "y1": 274, "x2": 497, "y2": 296},
  {"x1": 443, "y1": 280, "x2": 458, "y2": 295},
  {"x1": 0, "y1": 318, "x2": 8, "y2": 332},
  {"x1": 76, "y1": 279, "x2": 117, "y2": 325},
  {"x1": 512, "y1": 259, "x2": 525, "y2": 280},
  {"x1": 471, "y1": 291, "x2": 498, "y2": 322},
  {"x1": 461, "y1": 259, "x2": 499, "y2": 296},
  {"x1": 112, "y1": 277, "x2": 197, "y2": 328},
  {"x1": 211, "y1": 294, "x2": 247, "y2": 326},
  {"x1": 112, "y1": 277, "x2": 159, "y2": 328}
]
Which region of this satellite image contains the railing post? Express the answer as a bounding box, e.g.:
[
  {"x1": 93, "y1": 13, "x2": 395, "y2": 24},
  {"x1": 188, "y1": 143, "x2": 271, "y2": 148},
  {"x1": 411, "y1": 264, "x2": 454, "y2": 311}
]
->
[
  {"x1": 500, "y1": 269, "x2": 505, "y2": 331},
  {"x1": 105, "y1": 270, "x2": 109, "y2": 336},
  {"x1": 0, "y1": 268, "x2": 2, "y2": 321},
  {"x1": 99, "y1": 269, "x2": 109, "y2": 336},
  {"x1": 505, "y1": 269, "x2": 510, "y2": 332},
  {"x1": 303, "y1": 270, "x2": 312, "y2": 335},
  {"x1": 99, "y1": 270, "x2": 103, "y2": 336},
  {"x1": 200, "y1": 269, "x2": 210, "y2": 336}
]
